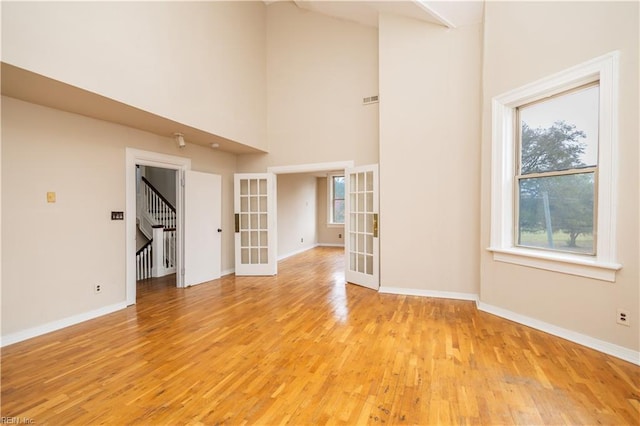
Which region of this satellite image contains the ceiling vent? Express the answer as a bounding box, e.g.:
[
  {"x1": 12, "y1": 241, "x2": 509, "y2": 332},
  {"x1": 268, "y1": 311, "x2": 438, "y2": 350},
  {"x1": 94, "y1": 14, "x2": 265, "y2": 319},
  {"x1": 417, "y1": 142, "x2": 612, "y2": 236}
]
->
[{"x1": 363, "y1": 95, "x2": 379, "y2": 105}]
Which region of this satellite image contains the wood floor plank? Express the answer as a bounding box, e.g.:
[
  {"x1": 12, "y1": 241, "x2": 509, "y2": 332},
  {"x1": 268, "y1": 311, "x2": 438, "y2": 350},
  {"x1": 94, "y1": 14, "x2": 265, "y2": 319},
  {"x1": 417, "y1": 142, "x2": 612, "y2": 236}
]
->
[{"x1": 2, "y1": 247, "x2": 639, "y2": 425}]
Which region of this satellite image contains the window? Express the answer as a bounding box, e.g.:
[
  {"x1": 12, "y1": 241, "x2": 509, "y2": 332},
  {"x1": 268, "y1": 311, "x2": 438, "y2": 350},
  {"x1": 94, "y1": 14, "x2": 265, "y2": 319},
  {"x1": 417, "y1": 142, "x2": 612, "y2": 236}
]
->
[
  {"x1": 328, "y1": 174, "x2": 345, "y2": 225},
  {"x1": 489, "y1": 52, "x2": 621, "y2": 281},
  {"x1": 516, "y1": 83, "x2": 598, "y2": 255}
]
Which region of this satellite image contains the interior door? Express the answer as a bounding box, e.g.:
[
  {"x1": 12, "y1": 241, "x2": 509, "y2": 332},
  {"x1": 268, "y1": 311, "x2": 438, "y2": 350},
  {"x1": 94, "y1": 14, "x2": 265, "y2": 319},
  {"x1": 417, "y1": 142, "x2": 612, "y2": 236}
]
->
[
  {"x1": 184, "y1": 170, "x2": 222, "y2": 286},
  {"x1": 345, "y1": 164, "x2": 379, "y2": 290},
  {"x1": 234, "y1": 173, "x2": 277, "y2": 276}
]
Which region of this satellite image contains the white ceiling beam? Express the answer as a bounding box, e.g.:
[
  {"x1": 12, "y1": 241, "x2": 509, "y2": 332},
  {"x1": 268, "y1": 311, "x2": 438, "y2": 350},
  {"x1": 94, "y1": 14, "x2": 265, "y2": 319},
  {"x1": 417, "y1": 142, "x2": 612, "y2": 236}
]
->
[
  {"x1": 289, "y1": 1, "x2": 483, "y2": 29},
  {"x1": 414, "y1": 1, "x2": 457, "y2": 28}
]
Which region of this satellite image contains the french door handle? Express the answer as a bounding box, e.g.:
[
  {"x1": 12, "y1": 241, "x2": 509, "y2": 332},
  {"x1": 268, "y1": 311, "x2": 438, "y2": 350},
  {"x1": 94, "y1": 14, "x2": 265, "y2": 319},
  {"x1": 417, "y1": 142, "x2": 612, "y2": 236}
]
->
[
  {"x1": 234, "y1": 214, "x2": 240, "y2": 233},
  {"x1": 373, "y1": 213, "x2": 379, "y2": 238},
  {"x1": 217, "y1": 228, "x2": 222, "y2": 233}
]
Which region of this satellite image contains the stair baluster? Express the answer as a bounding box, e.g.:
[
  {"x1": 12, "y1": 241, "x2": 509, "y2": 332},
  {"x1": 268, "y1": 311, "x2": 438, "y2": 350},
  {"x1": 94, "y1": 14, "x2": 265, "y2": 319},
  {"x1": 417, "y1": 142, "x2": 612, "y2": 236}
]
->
[{"x1": 136, "y1": 241, "x2": 152, "y2": 280}]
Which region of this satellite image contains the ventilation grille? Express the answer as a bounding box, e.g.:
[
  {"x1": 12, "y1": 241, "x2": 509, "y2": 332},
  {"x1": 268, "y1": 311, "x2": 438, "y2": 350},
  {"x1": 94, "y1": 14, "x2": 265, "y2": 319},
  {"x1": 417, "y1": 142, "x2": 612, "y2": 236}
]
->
[{"x1": 363, "y1": 95, "x2": 379, "y2": 105}]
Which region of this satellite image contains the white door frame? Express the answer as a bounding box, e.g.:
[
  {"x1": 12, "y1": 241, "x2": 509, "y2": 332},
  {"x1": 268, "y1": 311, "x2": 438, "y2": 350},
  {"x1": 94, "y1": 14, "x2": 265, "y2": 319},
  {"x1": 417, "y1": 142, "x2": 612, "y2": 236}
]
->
[
  {"x1": 125, "y1": 148, "x2": 191, "y2": 305},
  {"x1": 267, "y1": 161, "x2": 355, "y2": 176}
]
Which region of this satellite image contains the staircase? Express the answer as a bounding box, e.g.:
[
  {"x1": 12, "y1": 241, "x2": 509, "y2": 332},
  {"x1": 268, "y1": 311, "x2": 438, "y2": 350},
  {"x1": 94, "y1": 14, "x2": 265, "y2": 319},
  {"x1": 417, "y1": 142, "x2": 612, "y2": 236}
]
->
[{"x1": 136, "y1": 176, "x2": 177, "y2": 280}]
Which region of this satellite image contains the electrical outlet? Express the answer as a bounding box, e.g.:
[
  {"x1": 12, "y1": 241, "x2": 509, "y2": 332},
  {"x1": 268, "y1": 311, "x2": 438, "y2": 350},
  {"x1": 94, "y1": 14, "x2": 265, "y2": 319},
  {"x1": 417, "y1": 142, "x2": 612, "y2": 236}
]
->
[
  {"x1": 301, "y1": 237, "x2": 304, "y2": 243},
  {"x1": 94, "y1": 284, "x2": 102, "y2": 294},
  {"x1": 338, "y1": 233, "x2": 342, "y2": 239},
  {"x1": 616, "y1": 308, "x2": 630, "y2": 326}
]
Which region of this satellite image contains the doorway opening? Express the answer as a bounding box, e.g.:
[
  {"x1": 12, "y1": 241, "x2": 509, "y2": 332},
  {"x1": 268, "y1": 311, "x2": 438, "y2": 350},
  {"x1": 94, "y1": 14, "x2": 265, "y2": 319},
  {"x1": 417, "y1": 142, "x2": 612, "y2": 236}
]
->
[
  {"x1": 268, "y1": 160, "x2": 353, "y2": 263},
  {"x1": 274, "y1": 171, "x2": 345, "y2": 262},
  {"x1": 266, "y1": 161, "x2": 379, "y2": 290},
  {"x1": 125, "y1": 148, "x2": 191, "y2": 305},
  {"x1": 135, "y1": 165, "x2": 178, "y2": 297}
]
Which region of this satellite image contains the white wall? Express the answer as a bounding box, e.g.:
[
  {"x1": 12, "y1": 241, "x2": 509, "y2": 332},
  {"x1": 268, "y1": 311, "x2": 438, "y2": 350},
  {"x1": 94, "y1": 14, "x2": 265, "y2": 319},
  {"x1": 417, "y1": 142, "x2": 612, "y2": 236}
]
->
[
  {"x1": 1, "y1": 1, "x2": 267, "y2": 150},
  {"x1": 238, "y1": 1, "x2": 378, "y2": 172},
  {"x1": 142, "y1": 166, "x2": 177, "y2": 207},
  {"x1": 1, "y1": 97, "x2": 238, "y2": 336},
  {"x1": 378, "y1": 14, "x2": 483, "y2": 296},
  {"x1": 5, "y1": 0, "x2": 636, "y2": 362},
  {"x1": 480, "y1": 1, "x2": 639, "y2": 352},
  {"x1": 276, "y1": 174, "x2": 317, "y2": 259}
]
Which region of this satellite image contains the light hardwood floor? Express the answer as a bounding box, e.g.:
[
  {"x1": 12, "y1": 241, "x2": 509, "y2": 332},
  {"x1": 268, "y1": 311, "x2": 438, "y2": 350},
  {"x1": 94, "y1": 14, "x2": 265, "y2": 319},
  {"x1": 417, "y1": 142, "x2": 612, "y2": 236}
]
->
[{"x1": 2, "y1": 247, "x2": 639, "y2": 425}]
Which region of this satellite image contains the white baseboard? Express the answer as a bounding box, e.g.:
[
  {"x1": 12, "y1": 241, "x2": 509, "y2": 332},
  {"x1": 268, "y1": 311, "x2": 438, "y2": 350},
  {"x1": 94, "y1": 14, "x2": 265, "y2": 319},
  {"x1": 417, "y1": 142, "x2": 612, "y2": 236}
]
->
[
  {"x1": 5, "y1": 285, "x2": 637, "y2": 366},
  {"x1": 221, "y1": 268, "x2": 235, "y2": 277},
  {"x1": 477, "y1": 301, "x2": 640, "y2": 366},
  {"x1": 316, "y1": 243, "x2": 345, "y2": 248},
  {"x1": 1, "y1": 302, "x2": 127, "y2": 347},
  {"x1": 376, "y1": 288, "x2": 639, "y2": 365},
  {"x1": 277, "y1": 245, "x2": 318, "y2": 261},
  {"x1": 379, "y1": 286, "x2": 479, "y2": 302}
]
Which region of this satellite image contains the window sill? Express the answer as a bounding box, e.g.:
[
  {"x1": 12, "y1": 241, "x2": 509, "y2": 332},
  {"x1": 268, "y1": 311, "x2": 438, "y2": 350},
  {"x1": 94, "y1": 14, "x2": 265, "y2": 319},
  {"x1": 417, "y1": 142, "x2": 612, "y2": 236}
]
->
[
  {"x1": 327, "y1": 223, "x2": 345, "y2": 228},
  {"x1": 487, "y1": 246, "x2": 621, "y2": 282}
]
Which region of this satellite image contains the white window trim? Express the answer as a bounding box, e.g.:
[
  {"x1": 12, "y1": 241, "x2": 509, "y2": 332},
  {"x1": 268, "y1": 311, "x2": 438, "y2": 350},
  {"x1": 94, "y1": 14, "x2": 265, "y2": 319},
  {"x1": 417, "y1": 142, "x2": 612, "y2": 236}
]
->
[
  {"x1": 488, "y1": 51, "x2": 622, "y2": 282},
  {"x1": 327, "y1": 172, "x2": 345, "y2": 226}
]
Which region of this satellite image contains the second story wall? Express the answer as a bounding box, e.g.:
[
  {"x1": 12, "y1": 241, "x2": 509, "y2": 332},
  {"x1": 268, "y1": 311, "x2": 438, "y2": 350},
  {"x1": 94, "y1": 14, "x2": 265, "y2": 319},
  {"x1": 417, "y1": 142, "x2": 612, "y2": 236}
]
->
[
  {"x1": 238, "y1": 1, "x2": 379, "y2": 171},
  {"x1": 2, "y1": 1, "x2": 267, "y2": 150}
]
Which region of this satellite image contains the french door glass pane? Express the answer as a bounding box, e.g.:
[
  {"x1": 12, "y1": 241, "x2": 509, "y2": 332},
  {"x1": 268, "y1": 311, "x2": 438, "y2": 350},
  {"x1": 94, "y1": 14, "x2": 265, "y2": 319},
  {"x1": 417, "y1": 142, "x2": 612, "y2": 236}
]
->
[
  {"x1": 366, "y1": 255, "x2": 373, "y2": 275},
  {"x1": 348, "y1": 169, "x2": 376, "y2": 275},
  {"x1": 366, "y1": 235, "x2": 373, "y2": 254},
  {"x1": 518, "y1": 172, "x2": 595, "y2": 254},
  {"x1": 239, "y1": 178, "x2": 269, "y2": 265}
]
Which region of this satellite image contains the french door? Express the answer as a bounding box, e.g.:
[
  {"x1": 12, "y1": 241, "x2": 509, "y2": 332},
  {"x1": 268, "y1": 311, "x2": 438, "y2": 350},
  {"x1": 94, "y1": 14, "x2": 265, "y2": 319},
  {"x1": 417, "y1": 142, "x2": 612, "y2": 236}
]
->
[
  {"x1": 234, "y1": 173, "x2": 277, "y2": 276},
  {"x1": 345, "y1": 164, "x2": 379, "y2": 290}
]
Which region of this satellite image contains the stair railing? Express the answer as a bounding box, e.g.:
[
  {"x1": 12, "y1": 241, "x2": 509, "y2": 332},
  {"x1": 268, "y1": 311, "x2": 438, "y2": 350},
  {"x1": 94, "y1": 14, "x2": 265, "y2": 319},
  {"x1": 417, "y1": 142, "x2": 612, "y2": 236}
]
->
[
  {"x1": 136, "y1": 177, "x2": 177, "y2": 280},
  {"x1": 138, "y1": 176, "x2": 176, "y2": 238}
]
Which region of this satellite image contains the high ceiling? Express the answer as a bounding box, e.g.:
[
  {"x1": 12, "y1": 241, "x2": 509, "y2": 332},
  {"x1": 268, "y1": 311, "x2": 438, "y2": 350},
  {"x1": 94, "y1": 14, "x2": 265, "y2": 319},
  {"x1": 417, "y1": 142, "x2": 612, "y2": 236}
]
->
[
  {"x1": 2, "y1": 1, "x2": 485, "y2": 155},
  {"x1": 284, "y1": 0, "x2": 484, "y2": 28}
]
